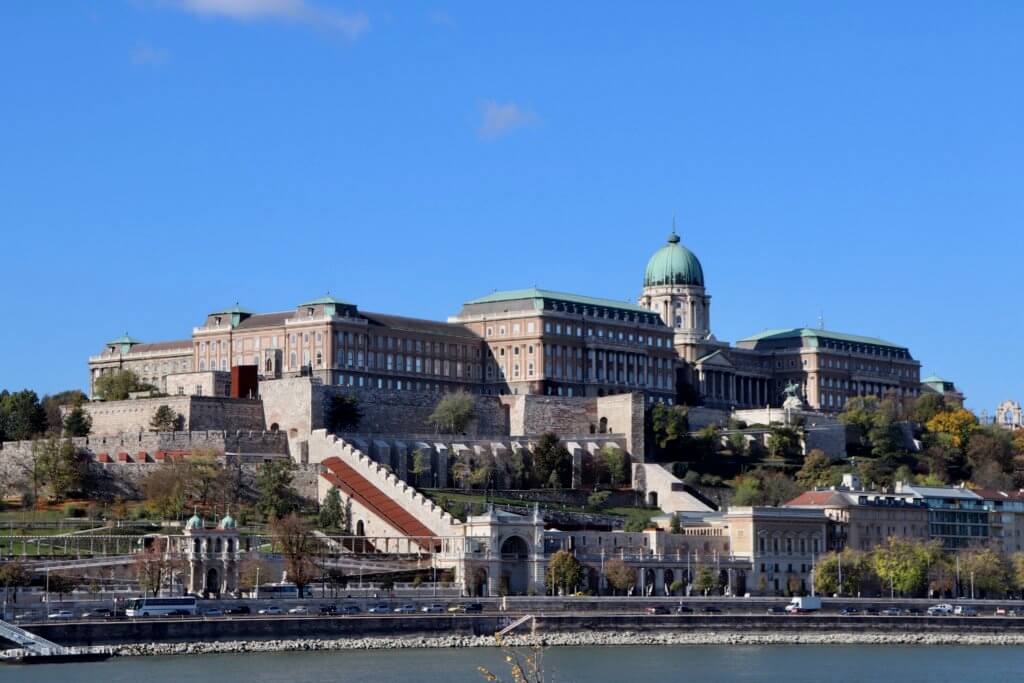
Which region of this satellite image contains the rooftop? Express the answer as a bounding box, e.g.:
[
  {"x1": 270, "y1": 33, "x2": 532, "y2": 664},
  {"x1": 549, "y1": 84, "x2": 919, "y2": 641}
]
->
[
  {"x1": 737, "y1": 327, "x2": 906, "y2": 350},
  {"x1": 464, "y1": 287, "x2": 651, "y2": 315}
]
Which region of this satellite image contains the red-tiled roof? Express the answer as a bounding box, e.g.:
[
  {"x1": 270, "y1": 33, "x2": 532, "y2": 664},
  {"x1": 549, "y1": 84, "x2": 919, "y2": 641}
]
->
[
  {"x1": 320, "y1": 456, "x2": 437, "y2": 549},
  {"x1": 785, "y1": 491, "x2": 850, "y2": 507}
]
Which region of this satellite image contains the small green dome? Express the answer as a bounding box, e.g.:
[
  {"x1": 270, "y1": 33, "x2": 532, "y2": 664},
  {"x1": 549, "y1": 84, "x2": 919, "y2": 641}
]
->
[
  {"x1": 219, "y1": 513, "x2": 236, "y2": 530},
  {"x1": 644, "y1": 228, "x2": 704, "y2": 288},
  {"x1": 185, "y1": 513, "x2": 203, "y2": 530}
]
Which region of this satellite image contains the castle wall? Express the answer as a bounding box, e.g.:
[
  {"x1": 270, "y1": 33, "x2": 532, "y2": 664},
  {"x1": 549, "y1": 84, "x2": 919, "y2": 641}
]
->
[{"x1": 83, "y1": 396, "x2": 265, "y2": 435}]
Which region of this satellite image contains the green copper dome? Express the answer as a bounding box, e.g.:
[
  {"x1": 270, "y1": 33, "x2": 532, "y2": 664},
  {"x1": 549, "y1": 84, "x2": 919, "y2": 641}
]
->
[
  {"x1": 218, "y1": 513, "x2": 237, "y2": 530},
  {"x1": 185, "y1": 512, "x2": 203, "y2": 530},
  {"x1": 643, "y1": 228, "x2": 704, "y2": 287}
]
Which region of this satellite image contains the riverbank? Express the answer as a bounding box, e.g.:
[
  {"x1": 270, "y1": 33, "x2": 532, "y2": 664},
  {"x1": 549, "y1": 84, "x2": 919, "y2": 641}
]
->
[{"x1": 109, "y1": 630, "x2": 1024, "y2": 657}]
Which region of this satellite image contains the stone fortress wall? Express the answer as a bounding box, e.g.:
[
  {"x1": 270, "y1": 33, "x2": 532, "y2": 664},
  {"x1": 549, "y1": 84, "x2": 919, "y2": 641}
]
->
[{"x1": 83, "y1": 395, "x2": 266, "y2": 435}]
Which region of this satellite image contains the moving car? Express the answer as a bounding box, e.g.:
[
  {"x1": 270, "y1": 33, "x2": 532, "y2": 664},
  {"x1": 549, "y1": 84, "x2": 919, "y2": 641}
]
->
[
  {"x1": 204, "y1": 608, "x2": 224, "y2": 617},
  {"x1": 463, "y1": 603, "x2": 484, "y2": 613},
  {"x1": 880, "y1": 607, "x2": 903, "y2": 616},
  {"x1": 79, "y1": 608, "x2": 113, "y2": 619},
  {"x1": 645, "y1": 605, "x2": 669, "y2": 615},
  {"x1": 766, "y1": 606, "x2": 787, "y2": 615},
  {"x1": 421, "y1": 604, "x2": 445, "y2": 613},
  {"x1": 258, "y1": 606, "x2": 283, "y2": 615},
  {"x1": 319, "y1": 604, "x2": 338, "y2": 615},
  {"x1": 838, "y1": 608, "x2": 860, "y2": 616},
  {"x1": 339, "y1": 605, "x2": 361, "y2": 615},
  {"x1": 677, "y1": 605, "x2": 695, "y2": 614},
  {"x1": 225, "y1": 605, "x2": 251, "y2": 616},
  {"x1": 288, "y1": 606, "x2": 309, "y2": 615},
  {"x1": 48, "y1": 610, "x2": 74, "y2": 620},
  {"x1": 393, "y1": 604, "x2": 417, "y2": 614},
  {"x1": 927, "y1": 603, "x2": 954, "y2": 616},
  {"x1": 367, "y1": 603, "x2": 391, "y2": 614},
  {"x1": 953, "y1": 605, "x2": 978, "y2": 616}
]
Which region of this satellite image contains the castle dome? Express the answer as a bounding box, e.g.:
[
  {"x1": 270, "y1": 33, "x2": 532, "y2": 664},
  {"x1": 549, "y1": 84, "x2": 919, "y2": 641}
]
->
[
  {"x1": 185, "y1": 512, "x2": 204, "y2": 530},
  {"x1": 218, "y1": 513, "x2": 237, "y2": 530},
  {"x1": 643, "y1": 227, "x2": 704, "y2": 288}
]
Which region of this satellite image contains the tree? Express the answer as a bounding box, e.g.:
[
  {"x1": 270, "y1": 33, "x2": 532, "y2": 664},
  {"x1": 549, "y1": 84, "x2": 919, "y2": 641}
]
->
[
  {"x1": 1011, "y1": 553, "x2": 1024, "y2": 593},
  {"x1": 669, "y1": 513, "x2": 682, "y2": 534},
  {"x1": 649, "y1": 404, "x2": 689, "y2": 452},
  {"x1": 325, "y1": 394, "x2": 361, "y2": 433},
  {"x1": 587, "y1": 490, "x2": 610, "y2": 511},
  {"x1": 256, "y1": 458, "x2": 298, "y2": 520},
  {"x1": 926, "y1": 408, "x2": 978, "y2": 450},
  {"x1": 411, "y1": 448, "x2": 430, "y2": 487},
  {"x1": 693, "y1": 565, "x2": 720, "y2": 595},
  {"x1": 795, "y1": 449, "x2": 836, "y2": 488},
  {"x1": 871, "y1": 538, "x2": 942, "y2": 597},
  {"x1": 533, "y1": 432, "x2": 571, "y2": 489},
  {"x1": 604, "y1": 559, "x2": 636, "y2": 595},
  {"x1": 966, "y1": 428, "x2": 1014, "y2": 482},
  {"x1": 960, "y1": 547, "x2": 1011, "y2": 598},
  {"x1": 41, "y1": 389, "x2": 88, "y2": 436},
  {"x1": 0, "y1": 389, "x2": 46, "y2": 442},
  {"x1": 0, "y1": 561, "x2": 32, "y2": 603},
  {"x1": 318, "y1": 486, "x2": 346, "y2": 530},
  {"x1": 33, "y1": 438, "x2": 87, "y2": 502},
  {"x1": 183, "y1": 450, "x2": 230, "y2": 506},
  {"x1": 62, "y1": 406, "x2": 92, "y2": 437},
  {"x1": 813, "y1": 549, "x2": 873, "y2": 596},
  {"x1": 239, "y1": 557, "x2": 278, "y2": 593},
  {"x1": 47, "y1": 574, "x2": 81, "y2": 602},
  {"x1": 149, "y1": 405, "x2": 181, "y2": 432},
  {"x1": 545, "y1": 550, "x2": 584, "y2": 595},
  {"x1": 427, "y1": 391, "x2": 475, "y2": 434},
  {"x1": 730, "y1": 469, "x2": 803, "y2": 507},
  {"x1": 142, "y1": 463, "x2": 187, "y2": 520},
  {"x1": 766, "y1": 426, "x2": 801, "y2": 460},
  {"x1": 94, "y1": 370, "x2": 153, "y2": 401},
  {"x1": 135, "y1": 537, "x2": 182, "y2": 597},
  {"x1": 601, "y1": 444, "x2": 629, "y2": 488},
  {"x1": 909, "y1": 393, "x2": 947, "y2": 425},
  {"x1": 271, "y1": 514, "x2": 320, "y2": 597}
]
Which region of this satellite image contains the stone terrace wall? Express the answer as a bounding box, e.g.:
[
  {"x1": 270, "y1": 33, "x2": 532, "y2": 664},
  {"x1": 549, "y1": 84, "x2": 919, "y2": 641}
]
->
[{"x1": 84, "y1": 396, "x2": 265, "y2": 435}]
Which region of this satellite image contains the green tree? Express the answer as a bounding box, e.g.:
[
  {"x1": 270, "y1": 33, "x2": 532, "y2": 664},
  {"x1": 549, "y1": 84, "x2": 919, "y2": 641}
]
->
[
  {"x1": 47, "y1": 574, "x2": 81, "y2": 601},
  {"x1": 94, "y1": 370, "x2": 153, "y2": 401},
  {"x1": 0, "y1": 389, "x2": 47, "y2": 441},
  {"x1": 545, "y1": 550, "x2": 584, "y2": 595},
  {"x1": 693, "y1": 565, "x2": 720, "y2": 595},
  {"x1": 34, "y1": 438, "x2": 87, "y2": 502},
  {"x1": 411, "y1": 448, "x2": 430, "y2": 487},
  {"x1": 533, "y1": 432, "x2": 571, "y2": 488},
  {"x1": 325, "y1": 394, "x2": 361, "y2": 433},
  {"x1": 730, "y1": 469, "x2": 803, "y2": 507},
  {"x1": 586, "y1": 490, "x2": 610, "y2": 511},
  {"x1": 669, "y1": 513, "x2": 682, "y2": 534},
  {"x1": 272, "y1": 513, "x2": 321, "y2": 597},
  {"x1": 42, "y1": 390, "x2": 88, "y2": 435},
  {"x1": 62, "y1": 406, "x2": 92, "y2": 437},
  {"x1": 966, "y1": 428, "x2": 1014, "y2": 482},
  {"x1": 766, "y1": 426, "x2": 801, "y2": 460},
  {"x1": 141, "y1": 462, "x2": 187, "y2": 519},
  {"x1": 795, "y1": 449, "x2": 836, "y2": 488},
  {"x1": 649, "y1": 404, "x2": 689, "y2": 451},
  {"x1": 909, "y1": 393, "x2": 947, "y2": 425},
  {"x1": 427, "y1": 391, "x2": 475, "y2": 434},
  {"x1": 149, "y1": 405, "x2": 181, "y2": 432},
  {"x1": 961, "y1": 547, "x2": 1011, "y2": 598},
  {"x1": 0, "y1": 561, "x2": 32, "y2": 603},
  {"x1": 600, "y1": 444, "x2": 629, "y2": 488},
  {"x1": 871, "y1": 538, "x2": 942, "y2": 597},
  {"x1": 318, "y1": 486, "x2": 346, "y2": 530},
  {"x1": 813, "y1": 549, "x2": 873, "y2": 596},
  {"x1": 183, "y1": 450, "x2": 231, "y2": 507},
  {"x1": 1011, "y1": 552, "x2": 1024, "y2": 593},
  {"x1": 256, "y1": 458, "x2": 298, "y2": 520}
]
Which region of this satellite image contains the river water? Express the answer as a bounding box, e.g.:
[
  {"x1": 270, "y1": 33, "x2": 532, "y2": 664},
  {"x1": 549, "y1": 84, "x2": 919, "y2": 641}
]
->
[{"x1": 4, "y1": 645, "x2": 1024, "y2": 682}]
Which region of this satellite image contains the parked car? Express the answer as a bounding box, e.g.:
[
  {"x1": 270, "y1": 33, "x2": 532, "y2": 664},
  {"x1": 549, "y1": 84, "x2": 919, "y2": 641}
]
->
[
  {"x1": 339, "y1": 605, "x2": 361, "y2": 615},
  {"x1": 463, "y1": 603, "x2": 484, "y2": 613},
  {"x1": 645, "y1": 605, "x2": 669, "y2": 615},
  {"x1": 258, "y1": 606, "x2": 283, "y2": 615},
  {"x1": 225, "y1": 605, "x2": 251, "y2": 616},
  {"x1": 927, "y1": 603, "x2": 954, "y2": 616},
  {"x1": 421, "y1": 604, "x2": 445, "y2": 613},
  {"x1": 954, "y1": 605, "x2": 978, "y2": 616},
  {"x1": 48, "y1": 610, "x2": 74, "y2": 620},
  {"x1": 880, "y1": 607, "x2": 903, "y2": 616},
  {"x1": 79, "y1": 608, "x2": 113, "y2": 619},
  {"x1": 766, "y1": 606, "x2": 787, "y2": 615},
  {"x1": 838, "y1": 608, "x2": 860, "y2": 616},
  {"x1": 394, "y1": 604, "x2": 417, "y2": 614},
  {"x1": 204, "y1": 608, "x2": 224, "y2": 617},
  {"x1": 367, "y1": 603, "x2": 391, "y2": 614},
  {"x1": 288, "y1": 606, "x2": 309, "y2": 615},
  {"x1": 319, "y1": 604, "x2": 338, "y2": 615}
]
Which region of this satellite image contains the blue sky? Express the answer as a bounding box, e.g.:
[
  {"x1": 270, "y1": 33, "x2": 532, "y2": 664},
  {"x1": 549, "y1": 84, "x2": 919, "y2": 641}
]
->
[{"x1": 1, "y1": 1, "x2": 1021, "y2": 415}]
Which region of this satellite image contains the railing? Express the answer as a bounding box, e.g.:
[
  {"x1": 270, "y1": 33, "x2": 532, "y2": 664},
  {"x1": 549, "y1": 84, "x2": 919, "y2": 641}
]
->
[{"x1": 0, "y1": 618, "x2": 68, "y2": 657}]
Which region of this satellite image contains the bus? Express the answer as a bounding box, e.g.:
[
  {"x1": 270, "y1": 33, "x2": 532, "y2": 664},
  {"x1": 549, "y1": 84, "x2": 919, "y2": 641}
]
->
[
  {"x1": 125, "y1": 596, "x2": 198, "y2": 617},
  {"x1": 250, "y1": 583, "x2": 312, "y2": 599}
]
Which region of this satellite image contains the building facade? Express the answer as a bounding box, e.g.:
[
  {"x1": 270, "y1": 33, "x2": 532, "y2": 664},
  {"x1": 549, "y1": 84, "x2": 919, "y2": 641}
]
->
[{"x1": 88, "y1": 229, "x2": 924, "y2": 413}]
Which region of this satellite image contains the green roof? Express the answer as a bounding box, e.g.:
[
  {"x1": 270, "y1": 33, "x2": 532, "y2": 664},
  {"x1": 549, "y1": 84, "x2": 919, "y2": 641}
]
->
[
  {"x1": 299, "y1": 293, "x2": 353, "y2": 307},
  {"x1": 738, "y1": 327, "x2": 905, "y2": 349},
  {"x1": 643, "y1": 228, "x2": 704, "y2": 288},
  {"x1": 465, "y1": 288, "x2": 651, "y2": 314},
  {"x1": 107, "y1": 332, "x2": 141, "y2": 346},
  {"x1": 209, "y1": 303, "x2": 253, "y2": 315},
  {"x1": 922, "y1": 375, "x2": 950, "y2": 384}
]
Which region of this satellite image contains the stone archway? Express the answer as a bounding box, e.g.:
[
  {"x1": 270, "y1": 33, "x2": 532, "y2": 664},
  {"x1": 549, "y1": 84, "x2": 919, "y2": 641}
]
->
[
  {"x1": 500, "y1": 536, "x2": 530, "y2": 595},
  {"x1": 206, "y1": 567, "x2": 220, "y2": 596},
  {"x1": 355, "y1": 520, "x2": 365, "y2": 537},
  {"x1": 736, "y1": 570, "x2": 747, "y2": 597},
  {"x1": 643, "y1": 568, "x2": 656, "y2": 596},
  {"x1": 664, "y1": 568, "x2": 676, "y2": 595}
]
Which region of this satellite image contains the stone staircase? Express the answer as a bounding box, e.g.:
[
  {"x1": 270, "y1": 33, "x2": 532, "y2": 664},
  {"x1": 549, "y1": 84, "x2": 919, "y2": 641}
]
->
[{"x1": 308, "y1": 430, "x2": 459, "y2": 540}]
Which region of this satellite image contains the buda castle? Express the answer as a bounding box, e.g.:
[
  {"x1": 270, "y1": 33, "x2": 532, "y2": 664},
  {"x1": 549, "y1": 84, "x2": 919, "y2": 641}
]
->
[{"x1": 88, "y1": 228, "x2": 923, "y2": 413}]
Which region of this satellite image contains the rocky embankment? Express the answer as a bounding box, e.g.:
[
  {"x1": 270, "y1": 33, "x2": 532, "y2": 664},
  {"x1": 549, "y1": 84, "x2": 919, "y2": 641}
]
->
[{"x1": 114, "y1": 630, "x2": 1024, "y2": 656}]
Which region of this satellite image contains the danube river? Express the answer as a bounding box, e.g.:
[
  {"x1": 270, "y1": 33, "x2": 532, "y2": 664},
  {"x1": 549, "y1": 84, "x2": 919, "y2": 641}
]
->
[{"x1": 5, "y1": 645, "x2": 1024, "y2": 682}]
